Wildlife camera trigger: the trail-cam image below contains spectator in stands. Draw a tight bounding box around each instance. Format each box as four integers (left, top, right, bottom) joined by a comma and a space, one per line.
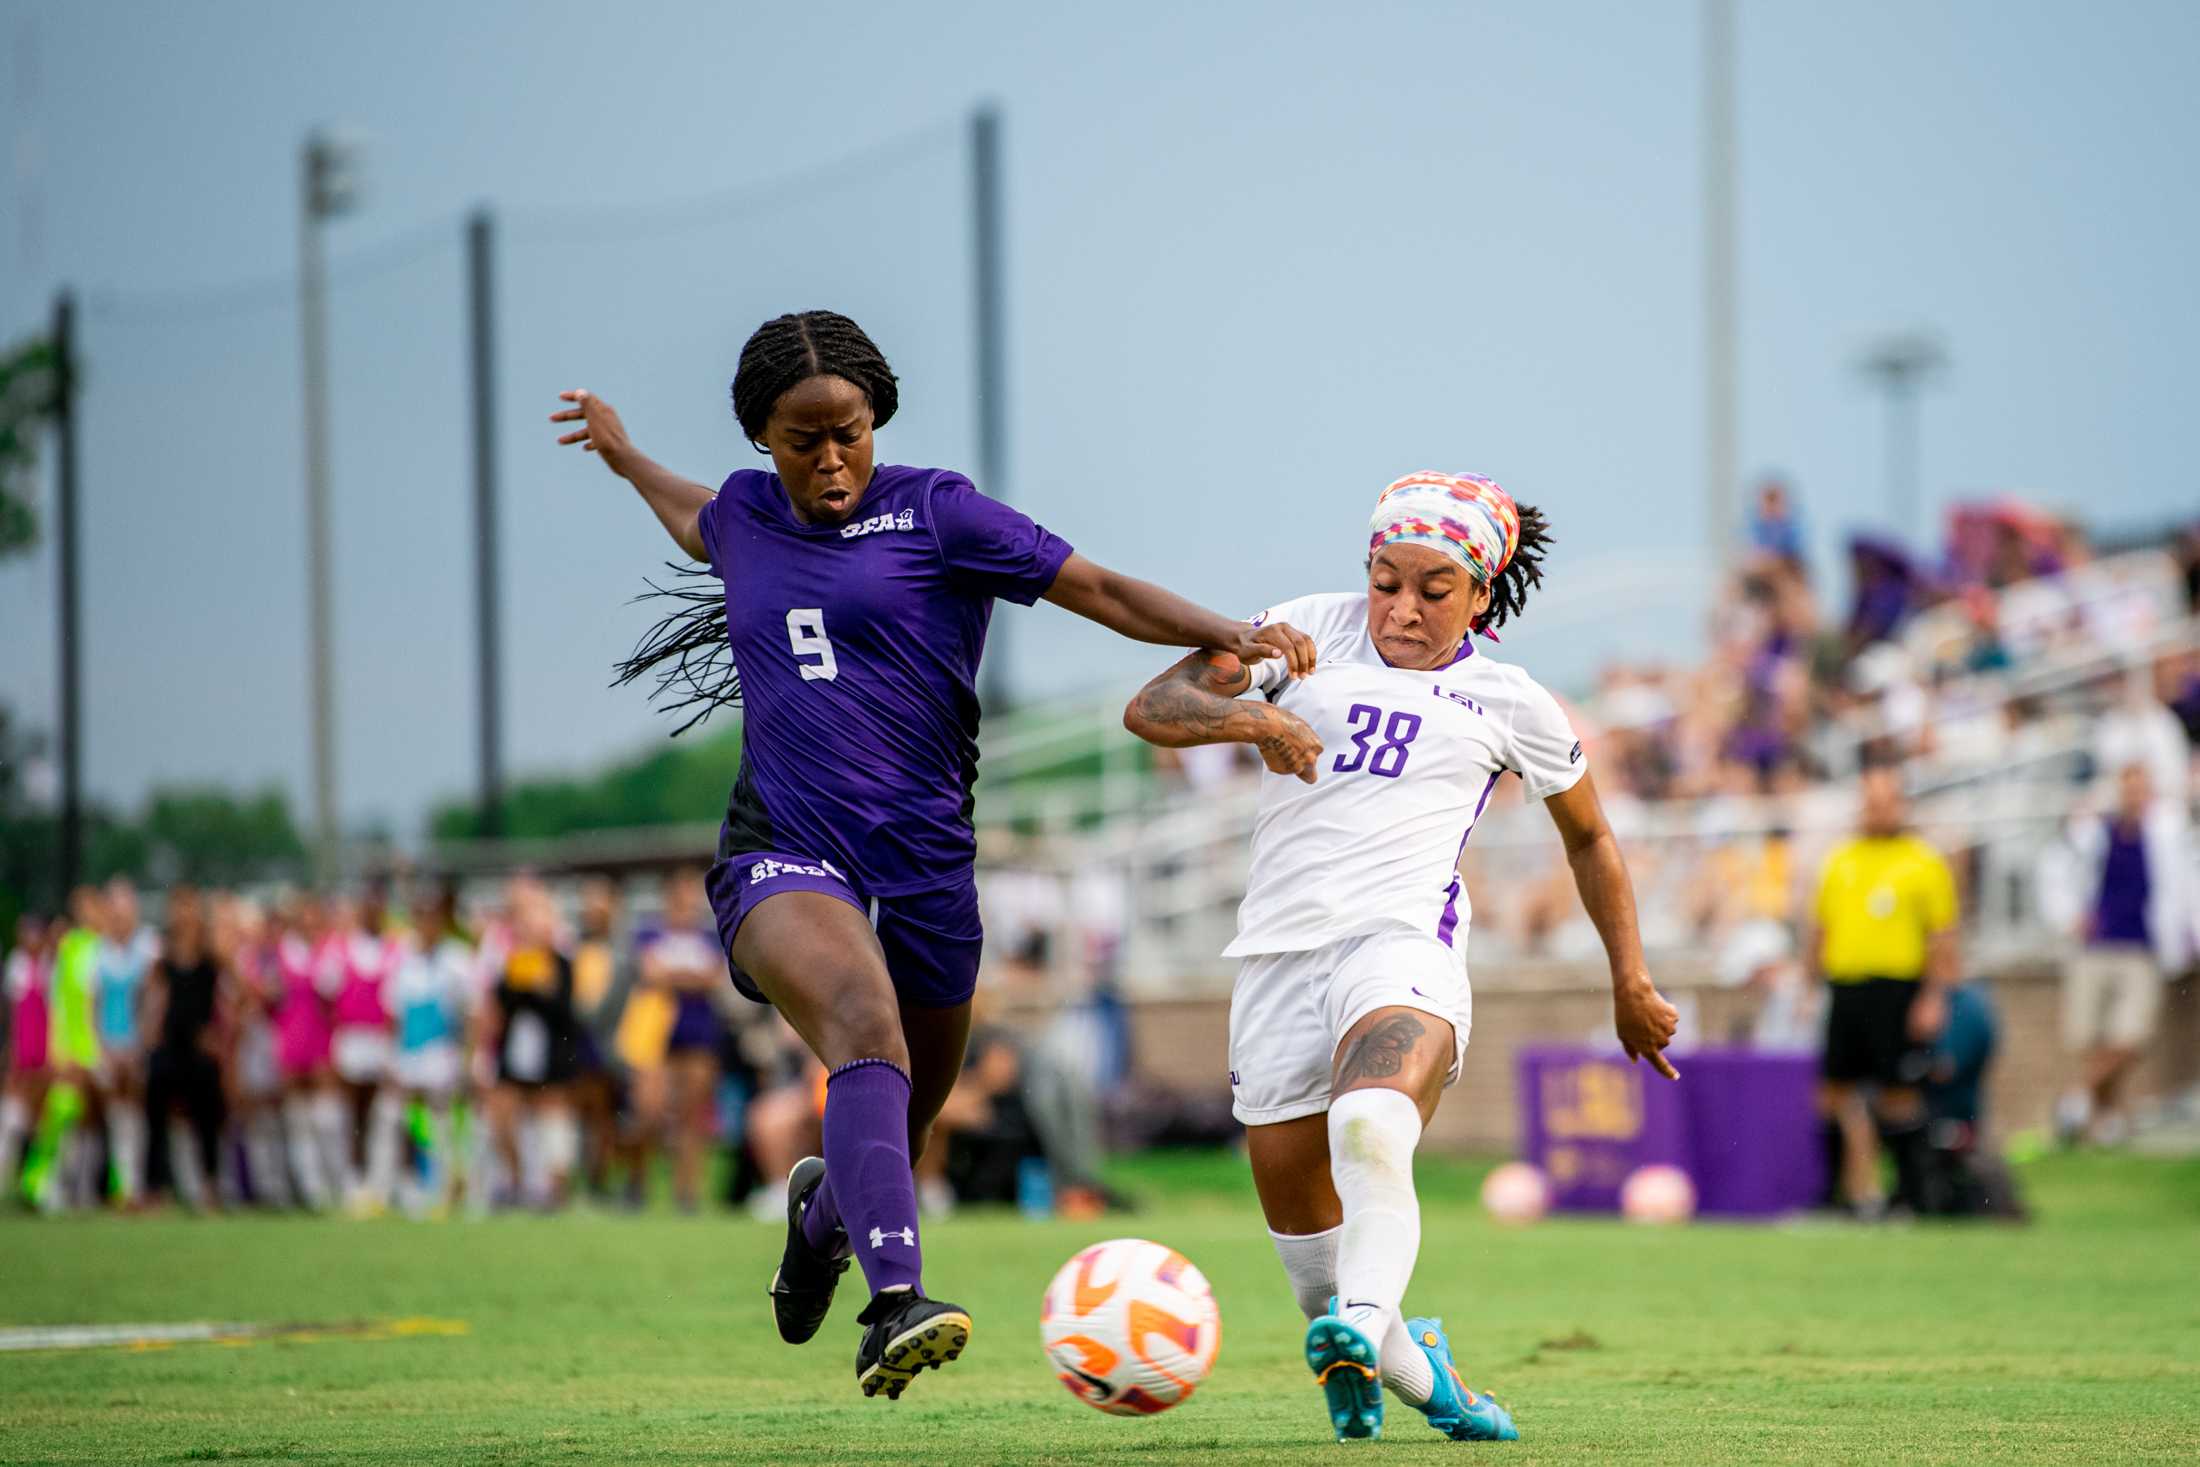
1843, 536, 1925, 662
925, 1024, 1042, 1209
2161, 646, 2200, 749
2055, 763, 2195, 1146
1716, 919, 1821, 1053
1746, 476, 1805, 566
1807, 766, 1959, 1219
2095, 665, 2192, 805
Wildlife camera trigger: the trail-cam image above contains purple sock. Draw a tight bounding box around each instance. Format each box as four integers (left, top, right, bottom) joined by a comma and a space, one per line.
821, 1058, 923, 1298
798, 1172, 849, 1258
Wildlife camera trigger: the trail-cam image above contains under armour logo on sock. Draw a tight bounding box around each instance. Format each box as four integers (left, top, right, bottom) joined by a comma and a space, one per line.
869, 1225, 915, 1250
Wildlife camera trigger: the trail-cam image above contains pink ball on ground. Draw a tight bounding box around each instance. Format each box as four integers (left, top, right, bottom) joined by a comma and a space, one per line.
1620, 1164, 1697, 1224
1481, 1161, 1552, 1225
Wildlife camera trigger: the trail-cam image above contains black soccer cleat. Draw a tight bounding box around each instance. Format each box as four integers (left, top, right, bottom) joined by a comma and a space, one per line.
855, 1287, 972, 1401
768, 1156, 850, 1345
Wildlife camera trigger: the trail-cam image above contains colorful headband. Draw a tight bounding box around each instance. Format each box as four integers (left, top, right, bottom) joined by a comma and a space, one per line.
1367, 471, 1520, 585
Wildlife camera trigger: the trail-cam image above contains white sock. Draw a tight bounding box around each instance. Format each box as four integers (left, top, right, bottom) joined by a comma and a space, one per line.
245, 1113, 290, 1207
1328, 1089, 1424, 1357
363, 1091, 404, 1205
1268, 1224, 1341, 1321
424, 1104, 453, 1209
286, 1097, 331, 1208
168, 1119, 209, 1208
312, 1093, 352, 1199
1381, 1313, 1438, 1407
0, 1095, 28, 1186
110, 1104, 146, 1203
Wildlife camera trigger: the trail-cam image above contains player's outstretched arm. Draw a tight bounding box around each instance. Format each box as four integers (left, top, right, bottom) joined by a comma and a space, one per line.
1545, 773, 1682, 1080
1122, 651, 1323, 783
551, 389, 715, 562
1044, 555, 1317, 672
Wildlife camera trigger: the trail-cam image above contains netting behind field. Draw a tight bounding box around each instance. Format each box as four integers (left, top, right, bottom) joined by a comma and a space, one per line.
29, 120, 972, 845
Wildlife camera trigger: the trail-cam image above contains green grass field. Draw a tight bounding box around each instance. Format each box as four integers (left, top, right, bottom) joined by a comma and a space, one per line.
3, 1151, 2197, 1466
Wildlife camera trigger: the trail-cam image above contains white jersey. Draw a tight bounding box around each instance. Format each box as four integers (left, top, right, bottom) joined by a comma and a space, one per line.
1223, 591, 1586, 958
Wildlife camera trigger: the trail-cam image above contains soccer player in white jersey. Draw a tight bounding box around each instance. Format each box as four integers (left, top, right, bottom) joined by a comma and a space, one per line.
1123, 471, 1682, 1445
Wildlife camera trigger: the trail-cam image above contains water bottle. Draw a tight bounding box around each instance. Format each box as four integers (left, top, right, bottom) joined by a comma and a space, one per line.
1017, 1156, 1054, 1219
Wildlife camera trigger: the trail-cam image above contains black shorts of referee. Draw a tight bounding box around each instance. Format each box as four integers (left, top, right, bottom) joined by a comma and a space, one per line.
1822, 977, 1934, 1089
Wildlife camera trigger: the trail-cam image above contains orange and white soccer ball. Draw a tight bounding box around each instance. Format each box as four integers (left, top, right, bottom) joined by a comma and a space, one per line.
1480, 1161, 1552, 1225
1040, 1238, 1221, 1415
1620, 1163, 1697, 1224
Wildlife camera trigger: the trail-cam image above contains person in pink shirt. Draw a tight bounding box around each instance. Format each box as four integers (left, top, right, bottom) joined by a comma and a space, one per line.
330, 885, 403, 1212
1, 914, 56, 1203
273, 894, 344, 1209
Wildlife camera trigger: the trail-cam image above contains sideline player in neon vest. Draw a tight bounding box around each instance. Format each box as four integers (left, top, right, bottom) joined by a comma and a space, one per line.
551, 310, 1311, 1399
1123, 472, 1682, 1444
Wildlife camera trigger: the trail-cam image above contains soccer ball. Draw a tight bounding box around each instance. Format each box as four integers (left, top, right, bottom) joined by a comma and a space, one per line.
1480, 1161, 1552, 1225
1620, 1164, 1697, 1224
1040, 1238, 1221, 1415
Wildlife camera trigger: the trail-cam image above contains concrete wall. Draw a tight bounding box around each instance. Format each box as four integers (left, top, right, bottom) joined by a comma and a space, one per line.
1121, 959, 2200, 1153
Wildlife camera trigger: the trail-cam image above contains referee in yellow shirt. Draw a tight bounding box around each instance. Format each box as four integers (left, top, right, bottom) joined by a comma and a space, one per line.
1807, 765, 1960, 1218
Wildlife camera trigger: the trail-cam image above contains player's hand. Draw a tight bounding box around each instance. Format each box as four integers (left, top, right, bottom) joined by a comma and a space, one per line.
1230, 620, 1317, 678
1614, 975, 1681, 1080
1907, 987, 1947, 1044
551, 388, 634, 471
1252, 707, 1323, 784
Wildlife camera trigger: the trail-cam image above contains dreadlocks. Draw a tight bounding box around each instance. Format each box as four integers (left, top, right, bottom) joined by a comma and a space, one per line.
613, 311, 901, 732
730, 309, 898, 443
1476, 502, 1551, 634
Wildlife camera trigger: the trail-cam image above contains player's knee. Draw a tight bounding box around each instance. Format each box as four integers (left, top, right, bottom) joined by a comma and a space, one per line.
821, 1001, 908, 1072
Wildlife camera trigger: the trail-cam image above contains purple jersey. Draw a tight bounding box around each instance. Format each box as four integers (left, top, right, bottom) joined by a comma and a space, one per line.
695, 464, 1073, 896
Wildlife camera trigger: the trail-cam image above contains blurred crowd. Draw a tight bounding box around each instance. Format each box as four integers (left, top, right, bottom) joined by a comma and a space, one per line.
0, 867, 1121, 1220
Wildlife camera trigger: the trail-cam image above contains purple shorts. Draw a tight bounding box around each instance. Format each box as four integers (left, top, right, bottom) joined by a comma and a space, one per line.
705, 850, 983, 1010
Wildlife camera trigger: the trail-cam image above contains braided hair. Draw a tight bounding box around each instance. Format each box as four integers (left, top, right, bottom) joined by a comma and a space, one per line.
612, 311, 899, 733
1475, 503, 1553, 635
731, 310, 899, 444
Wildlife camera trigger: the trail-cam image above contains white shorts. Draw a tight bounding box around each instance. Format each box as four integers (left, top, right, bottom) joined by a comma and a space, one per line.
1227, 927, 1472, 1126
394, 1042, 461, 1097
2063, 946, 2163, 1052
332, 1028, 394, 1086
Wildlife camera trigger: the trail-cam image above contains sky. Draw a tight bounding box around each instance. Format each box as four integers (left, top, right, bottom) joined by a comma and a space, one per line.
1, 0, 2195, 838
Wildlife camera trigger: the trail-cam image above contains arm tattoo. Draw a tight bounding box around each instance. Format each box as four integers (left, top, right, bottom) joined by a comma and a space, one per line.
1333, 1013, 1426, 1087
1127, 656, 1270, 746
1130, 664, 1241, 741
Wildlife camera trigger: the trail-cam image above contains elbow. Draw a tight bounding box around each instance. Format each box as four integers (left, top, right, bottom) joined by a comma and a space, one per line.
1122, 697, 1160, 745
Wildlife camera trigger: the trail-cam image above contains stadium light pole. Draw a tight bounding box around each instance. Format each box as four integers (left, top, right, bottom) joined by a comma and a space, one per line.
971, 102, 1010, 713
467, 207, 505, 839
1702, 0, 1738, 581
299, 129, 361, 884
52, 288, 81, 895
1857, 333, 1946, 543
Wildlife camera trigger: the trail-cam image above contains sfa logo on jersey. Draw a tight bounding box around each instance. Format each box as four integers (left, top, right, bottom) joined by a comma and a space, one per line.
840, 508, 917, 540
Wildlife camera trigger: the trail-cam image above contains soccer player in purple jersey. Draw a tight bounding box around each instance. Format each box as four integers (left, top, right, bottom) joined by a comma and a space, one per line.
552, 309, 1312, 1400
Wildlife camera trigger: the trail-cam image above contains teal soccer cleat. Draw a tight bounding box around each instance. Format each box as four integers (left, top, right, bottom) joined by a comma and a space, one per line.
1404, 1316, 1519, 1442
1305, 1299, 1384, 1441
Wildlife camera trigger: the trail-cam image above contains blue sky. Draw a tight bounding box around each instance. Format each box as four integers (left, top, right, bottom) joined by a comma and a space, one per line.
1, 0, 2195, 835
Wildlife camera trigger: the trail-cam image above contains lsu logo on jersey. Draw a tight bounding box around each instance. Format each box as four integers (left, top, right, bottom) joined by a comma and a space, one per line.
1432, 685, 1488, 718
840, 508, 916, 540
